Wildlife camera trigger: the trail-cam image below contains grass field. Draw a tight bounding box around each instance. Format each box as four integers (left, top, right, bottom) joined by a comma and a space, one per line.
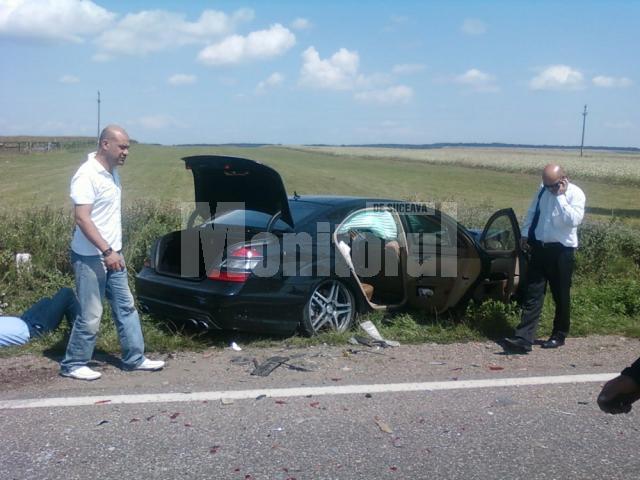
2, 144, 640, 225
295, 145, 640, 186
1, 143, 639, 356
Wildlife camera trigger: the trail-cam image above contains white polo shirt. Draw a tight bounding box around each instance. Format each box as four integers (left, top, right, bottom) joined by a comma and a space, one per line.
70, 152, 122, 255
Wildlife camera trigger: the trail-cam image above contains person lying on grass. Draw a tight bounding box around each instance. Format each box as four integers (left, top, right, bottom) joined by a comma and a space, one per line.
0, 288, 78, 347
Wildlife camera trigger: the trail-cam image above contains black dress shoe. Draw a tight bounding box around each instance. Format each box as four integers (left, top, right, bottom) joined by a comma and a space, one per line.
503, 337, 532, 354
541, 335, 565, 349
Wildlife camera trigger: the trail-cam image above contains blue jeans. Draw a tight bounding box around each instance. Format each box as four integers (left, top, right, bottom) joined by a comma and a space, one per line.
22, 287, 79, 338
60, 252, 145, 373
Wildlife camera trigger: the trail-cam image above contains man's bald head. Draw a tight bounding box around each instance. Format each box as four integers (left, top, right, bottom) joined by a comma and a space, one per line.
99, 125, 128, 143
542, 164, 566, 185
96, 124, 130, 171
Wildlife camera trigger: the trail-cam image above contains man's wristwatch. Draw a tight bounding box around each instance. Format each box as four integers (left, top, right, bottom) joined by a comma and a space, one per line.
101, 247, 114, 258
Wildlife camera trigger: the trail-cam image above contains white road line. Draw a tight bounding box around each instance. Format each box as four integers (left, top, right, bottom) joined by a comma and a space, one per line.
0, 373, 617, 410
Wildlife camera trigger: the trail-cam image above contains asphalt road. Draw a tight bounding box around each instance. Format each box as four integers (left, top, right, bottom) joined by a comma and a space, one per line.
1, 336, 639, 480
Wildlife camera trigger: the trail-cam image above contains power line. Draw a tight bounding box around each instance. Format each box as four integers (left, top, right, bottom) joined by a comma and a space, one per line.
97, 90, 101, 148
580, 104, 588, 157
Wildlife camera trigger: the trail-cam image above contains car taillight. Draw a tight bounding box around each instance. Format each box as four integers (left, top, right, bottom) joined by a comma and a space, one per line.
207, 245, 262, 283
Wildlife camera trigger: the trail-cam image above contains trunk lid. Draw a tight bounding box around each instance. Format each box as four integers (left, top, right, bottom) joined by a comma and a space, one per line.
183, 155, 294, 229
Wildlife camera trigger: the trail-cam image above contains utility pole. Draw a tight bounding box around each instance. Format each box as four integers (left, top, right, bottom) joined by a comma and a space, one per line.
97, 90, 101, 147
580, 104, 588, 157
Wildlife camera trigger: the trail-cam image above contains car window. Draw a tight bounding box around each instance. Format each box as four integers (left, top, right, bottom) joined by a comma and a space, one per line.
481, 215, 515, 251
336, 209, 398, 240
210, 201, 320, 230
213, 210, 290, 230
403, 213, 455, 248
288, 200, 323, 224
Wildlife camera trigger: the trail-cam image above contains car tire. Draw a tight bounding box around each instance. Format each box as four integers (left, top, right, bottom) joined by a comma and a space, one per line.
301, 279, 356, 336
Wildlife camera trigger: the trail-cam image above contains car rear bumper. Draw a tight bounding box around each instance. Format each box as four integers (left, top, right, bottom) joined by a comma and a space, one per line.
135, 267, 309, 334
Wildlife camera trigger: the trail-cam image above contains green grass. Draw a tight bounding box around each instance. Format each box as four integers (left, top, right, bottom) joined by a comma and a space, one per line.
295, 145, 640, 187
1, 144, 640, 357
3, 144, 640, 224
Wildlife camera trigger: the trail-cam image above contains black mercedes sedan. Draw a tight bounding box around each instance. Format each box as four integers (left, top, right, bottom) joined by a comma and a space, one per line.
136, 155, 525, 335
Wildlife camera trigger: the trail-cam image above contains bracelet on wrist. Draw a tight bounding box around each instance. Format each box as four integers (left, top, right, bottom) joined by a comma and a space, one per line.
101, 247, 113, 258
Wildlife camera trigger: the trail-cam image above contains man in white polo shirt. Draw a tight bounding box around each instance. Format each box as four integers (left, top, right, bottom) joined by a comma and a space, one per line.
60, 125, 164, 380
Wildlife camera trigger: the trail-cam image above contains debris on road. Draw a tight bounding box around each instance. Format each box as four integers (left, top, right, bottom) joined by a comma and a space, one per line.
349, 335, 374, 347
374, 416, 393, 434
230, 356, 255, 366
230, 341, 242, 351
346, 348, 386, 356
251, 356, 290, 376
221, 398, 234, 406
359, 321, 400, 347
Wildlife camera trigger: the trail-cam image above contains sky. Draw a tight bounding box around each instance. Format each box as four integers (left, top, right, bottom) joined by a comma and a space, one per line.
0, 0, 638, 147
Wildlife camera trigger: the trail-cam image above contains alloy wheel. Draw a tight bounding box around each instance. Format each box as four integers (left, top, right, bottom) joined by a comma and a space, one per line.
307, 279, 355, 333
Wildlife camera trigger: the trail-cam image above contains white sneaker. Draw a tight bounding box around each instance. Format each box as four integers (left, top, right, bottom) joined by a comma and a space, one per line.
61, 366, 102, 381
134, 358, 165, 371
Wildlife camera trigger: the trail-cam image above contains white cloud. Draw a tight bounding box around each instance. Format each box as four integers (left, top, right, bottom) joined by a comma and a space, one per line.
299, 46, 409, 106
592, 75, 633, 88
604, 120, 634, 129
354, 85, 413, 105
134, 114, 184, 130
454, 69, 499, 92
91, 52, 112, 62
383, 14, 409, 32
299, 46, 359, 90
96, 8, 254, 57
168, 74, 197, 86
58, 74, 79, 84
0, 0, 115, 43
256, 72, 284, 93
290, 17, 311, 30
461, 18, 487, 35
530, 65, 584, 90
197, 24, 295, 66
356, 73, 393, 90
392, 63, 426, 75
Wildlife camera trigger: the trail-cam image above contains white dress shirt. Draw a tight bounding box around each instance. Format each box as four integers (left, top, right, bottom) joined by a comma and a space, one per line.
521, 182, 586, 247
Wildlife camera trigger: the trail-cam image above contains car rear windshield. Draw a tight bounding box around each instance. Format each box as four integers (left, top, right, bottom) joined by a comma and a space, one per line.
213, 200, 321, 229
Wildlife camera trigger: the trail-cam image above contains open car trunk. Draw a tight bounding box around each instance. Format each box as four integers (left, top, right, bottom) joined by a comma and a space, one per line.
154, 155, 294, 279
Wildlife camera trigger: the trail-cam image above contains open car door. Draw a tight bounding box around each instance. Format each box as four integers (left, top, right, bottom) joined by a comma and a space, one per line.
334, 207, 408, 310
476, 208, 524, 302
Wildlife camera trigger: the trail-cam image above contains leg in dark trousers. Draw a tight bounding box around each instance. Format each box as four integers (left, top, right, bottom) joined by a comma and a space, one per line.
514, 246, 547, 344
547, 247, 575, 338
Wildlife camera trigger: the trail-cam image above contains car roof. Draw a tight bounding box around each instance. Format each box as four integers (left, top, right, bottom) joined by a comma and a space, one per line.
288, 195, 399, 207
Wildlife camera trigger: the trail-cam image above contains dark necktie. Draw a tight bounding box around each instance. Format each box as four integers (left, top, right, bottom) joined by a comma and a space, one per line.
528, 188, 545, 242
